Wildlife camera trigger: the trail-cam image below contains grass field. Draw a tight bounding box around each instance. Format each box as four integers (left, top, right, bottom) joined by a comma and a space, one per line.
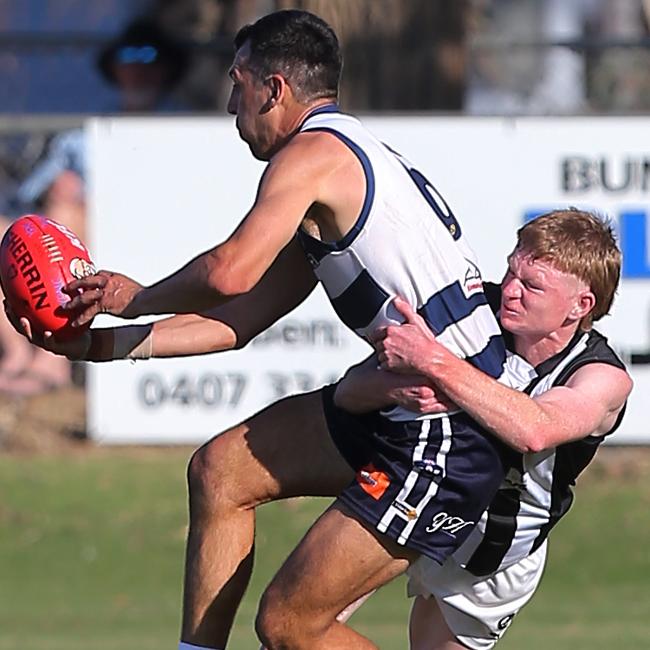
1, 446, 649, 649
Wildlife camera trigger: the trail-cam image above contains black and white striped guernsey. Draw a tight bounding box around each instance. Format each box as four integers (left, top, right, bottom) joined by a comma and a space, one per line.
295, 104, 508, 420
453, 323, 627, 577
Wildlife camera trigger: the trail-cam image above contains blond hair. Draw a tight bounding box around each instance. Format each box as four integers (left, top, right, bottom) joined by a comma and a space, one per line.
516, 209, 621, 329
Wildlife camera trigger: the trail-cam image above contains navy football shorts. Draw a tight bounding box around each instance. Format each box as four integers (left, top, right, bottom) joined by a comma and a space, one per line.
321, 384, 510, 565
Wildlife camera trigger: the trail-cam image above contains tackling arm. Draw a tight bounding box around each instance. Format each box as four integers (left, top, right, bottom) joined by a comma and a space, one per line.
334, 356, 449, 416
420, 352, 632, 452
376, 298, 633, 453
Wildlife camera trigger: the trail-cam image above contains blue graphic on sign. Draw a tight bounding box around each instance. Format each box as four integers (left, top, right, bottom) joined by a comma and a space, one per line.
620, 211, 650, 278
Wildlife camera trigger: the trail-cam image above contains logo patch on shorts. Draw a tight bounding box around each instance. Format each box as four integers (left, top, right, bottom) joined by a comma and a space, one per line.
356, 463, 390, 500
391, 499, 418, 520
425, 511, 475, 537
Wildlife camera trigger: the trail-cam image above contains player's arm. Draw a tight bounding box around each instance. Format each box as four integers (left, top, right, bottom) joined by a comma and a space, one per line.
418, 354, 630, 452
65, 132, 339, 325
11, 237, 317, 362
376, 297, 633, 453
334, 355, 451, 415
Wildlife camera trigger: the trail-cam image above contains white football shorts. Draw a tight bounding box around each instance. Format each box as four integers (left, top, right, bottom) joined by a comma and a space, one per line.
407, 540, 548, 650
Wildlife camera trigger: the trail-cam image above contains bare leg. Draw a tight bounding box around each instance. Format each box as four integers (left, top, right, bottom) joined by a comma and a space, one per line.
26, 346, 71, 386
0, 296, 34, 375
181, 390, 355, 649
256, 502, 415, 650
0, 301, 71, 395
409, 596, 465, 650
336, 589, 376, 623
258, 589, 376, 650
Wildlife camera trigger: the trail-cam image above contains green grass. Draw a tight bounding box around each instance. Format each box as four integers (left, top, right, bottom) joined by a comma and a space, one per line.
0, 449, 648, 649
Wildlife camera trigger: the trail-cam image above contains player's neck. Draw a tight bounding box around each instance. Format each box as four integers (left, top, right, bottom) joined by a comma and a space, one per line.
266, 98, 338, 160
514, 325, 581, 367
299, 97, 336, 119
286, 99, 337, 134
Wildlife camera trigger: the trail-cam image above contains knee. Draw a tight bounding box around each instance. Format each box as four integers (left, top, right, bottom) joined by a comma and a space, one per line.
256, 587, 324, 650
254, 600, 282, 650
255, 592, 295, 650
186, 436, 238, 514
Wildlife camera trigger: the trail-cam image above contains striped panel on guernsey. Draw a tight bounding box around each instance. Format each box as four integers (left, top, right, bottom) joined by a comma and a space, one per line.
329, 269, 390, 330
295, 105, 509, 422
460, 329, 627, 576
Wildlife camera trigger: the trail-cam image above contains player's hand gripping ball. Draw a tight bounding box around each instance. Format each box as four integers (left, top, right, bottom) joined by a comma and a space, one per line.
0, 214, 96, 341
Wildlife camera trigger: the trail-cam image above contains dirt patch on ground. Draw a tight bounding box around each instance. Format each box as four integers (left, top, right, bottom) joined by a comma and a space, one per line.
0, 384, 87, 454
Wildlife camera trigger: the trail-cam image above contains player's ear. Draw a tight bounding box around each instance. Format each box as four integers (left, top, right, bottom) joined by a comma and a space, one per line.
267, 75, 285, 104
570, 289, 596, 321
260, 75, 285, 114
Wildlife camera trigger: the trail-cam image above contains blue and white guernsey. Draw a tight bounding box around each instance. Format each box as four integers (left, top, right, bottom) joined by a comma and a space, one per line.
296, 105, 506, 419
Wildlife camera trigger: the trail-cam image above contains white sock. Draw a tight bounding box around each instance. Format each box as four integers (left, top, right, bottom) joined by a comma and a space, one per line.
178, 642, 222, 650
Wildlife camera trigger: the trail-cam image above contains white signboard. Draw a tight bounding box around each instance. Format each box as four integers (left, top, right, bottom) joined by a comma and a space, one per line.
86, 117, 371, 444
87, 116, 650, 444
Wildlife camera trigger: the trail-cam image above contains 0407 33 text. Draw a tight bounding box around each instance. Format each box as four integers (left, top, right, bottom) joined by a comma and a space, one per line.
136, 371, 341, 408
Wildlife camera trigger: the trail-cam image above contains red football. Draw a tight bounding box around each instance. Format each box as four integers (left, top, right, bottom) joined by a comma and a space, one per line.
0, 214, 96, 341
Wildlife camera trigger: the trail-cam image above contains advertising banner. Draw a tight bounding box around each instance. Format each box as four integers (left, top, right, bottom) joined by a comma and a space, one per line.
87, 116, 650, 443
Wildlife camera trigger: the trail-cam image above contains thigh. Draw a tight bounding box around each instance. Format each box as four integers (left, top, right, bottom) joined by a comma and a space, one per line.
262, 502, 416, 623
409, 543, 548, 650
409, 596, 464, 650
193, 389, 355, 507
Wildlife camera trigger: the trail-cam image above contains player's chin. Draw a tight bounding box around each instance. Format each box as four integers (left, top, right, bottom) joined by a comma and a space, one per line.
499, 311, 524, 333
241, 134, 271, 161
248, 143, 271, 161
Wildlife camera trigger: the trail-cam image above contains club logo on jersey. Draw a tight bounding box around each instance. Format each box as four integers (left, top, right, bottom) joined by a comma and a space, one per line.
464, 260, 483, 296
356, 463, 390, 500
69, 258, 96, 280
425, 511, 475, 536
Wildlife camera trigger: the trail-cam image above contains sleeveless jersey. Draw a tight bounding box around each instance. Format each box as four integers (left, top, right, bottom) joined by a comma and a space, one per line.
454, 324, 627, 576
295, 105, 507, 419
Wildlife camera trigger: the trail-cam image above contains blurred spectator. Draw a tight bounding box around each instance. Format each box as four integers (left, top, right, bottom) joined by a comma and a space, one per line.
14, 129, 86, 240
13, 16, 192, 234
0, 130, 85, 396
150, 0, 471, 112
96, 18, 191, 113
0, 17, 191, 397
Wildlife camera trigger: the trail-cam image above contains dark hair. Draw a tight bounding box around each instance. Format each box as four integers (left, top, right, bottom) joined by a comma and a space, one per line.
234, 10, 341, 102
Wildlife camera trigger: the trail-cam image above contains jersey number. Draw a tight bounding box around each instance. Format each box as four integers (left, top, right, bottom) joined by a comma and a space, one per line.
394, 153, 462, 240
